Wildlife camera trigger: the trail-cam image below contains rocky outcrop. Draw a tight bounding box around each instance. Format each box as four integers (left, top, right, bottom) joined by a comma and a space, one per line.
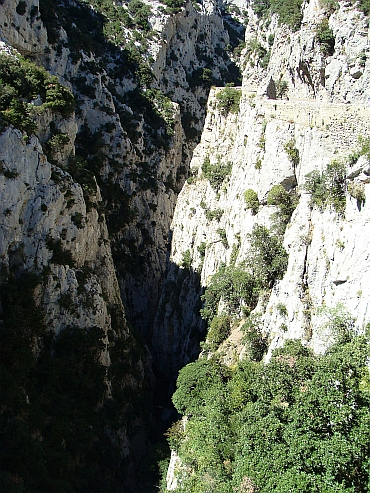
0, 0, 48, 55
243, 0, 370, 103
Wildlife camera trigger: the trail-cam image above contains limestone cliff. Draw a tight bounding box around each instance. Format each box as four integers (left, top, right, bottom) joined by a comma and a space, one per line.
162, 1, 370, 488
157, 0, 370, 375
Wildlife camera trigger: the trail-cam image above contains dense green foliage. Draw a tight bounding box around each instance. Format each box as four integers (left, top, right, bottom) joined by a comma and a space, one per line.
244, 189, 260, 214
0, 273, 148, 493
127, 0, 152, 31
283, 139, 300, 167
216, 85, 242, 115
162, 0, 186, 14
304, 160, 347, 213
168, 328, 370, 492
316, 18, 335, 55
202, 157, 232, 190
356, 0, 370, 15
246, 224, 289, 288
200, 264, 260, 322
245, 37, 271, 69
241, 313, 268, 361
267, 184, 298, 234
252, 0, 304, 30
206, 314, 232, 350
349, 135, 370, 164
205, 208, 224, 221
0, 53, 74, 133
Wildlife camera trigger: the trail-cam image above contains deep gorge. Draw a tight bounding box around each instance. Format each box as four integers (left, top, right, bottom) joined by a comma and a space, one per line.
1, 0, 370, 492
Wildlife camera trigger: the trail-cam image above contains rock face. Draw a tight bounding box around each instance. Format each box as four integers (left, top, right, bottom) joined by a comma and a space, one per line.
0, 126, 121, 335
243, 0, 370, 103
0, 0, 48, 54
156, 0, 370, 381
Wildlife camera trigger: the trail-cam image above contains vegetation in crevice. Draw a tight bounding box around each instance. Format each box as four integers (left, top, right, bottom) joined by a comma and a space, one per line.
304, 160, 347, 213
267, 184, 298, 235
244, 188, 260, 215
200, 224, 288, 353
205, 208, 224, 222
315, 18, 335, 56
245, 37, 271, 69
283, 139, 300, 167
0, 53, 74, 134
252, 0, 304, 30
201, 156, 232, 190
349, 135, 370, 164
215, 85, 242, 115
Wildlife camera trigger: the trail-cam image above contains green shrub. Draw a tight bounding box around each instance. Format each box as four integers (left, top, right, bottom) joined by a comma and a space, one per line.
241, 313, 267, 361
205, 208, 224, 221
318, 304, 356, 344
216, 85, 242, 116
181, 249, 192, 269
207, 314, 231, 350
0, 53, 74, 134
58, 292, 75, 311
267, 184, 289, 207
127, 0, 152, 31
316, 18, 335, 55
172, 357, 230, 416
267, 184, 297, 233
165, 420, 186, 452
197, 242, 207, 259
217, 228, 229, 248
348, 182, 365, 206
304, 160, 346, 213
45, 132, 70, 161
276, 302, 288, 317
72, 212, 84, 229
246, 224, 288, 288
162, 0, 186, 14
355, 0, 370, 15
349, 135, 370, 165
202, 157, 232, 190
44, 77, 75, 116
46, 236, 75, 267
244, 189, 259, 214
16, 1, 27, 15
2, 168, 19, 179
200, 264, 260, 322
252, 0, 303, 30
47, 133, 70, 151
276, 79, 288, 98
283, 139, 300, 166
